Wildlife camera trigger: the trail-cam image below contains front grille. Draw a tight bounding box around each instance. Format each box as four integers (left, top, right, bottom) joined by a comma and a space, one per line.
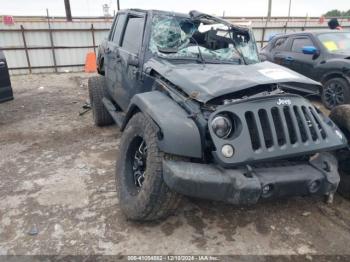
245, 105, 327, 151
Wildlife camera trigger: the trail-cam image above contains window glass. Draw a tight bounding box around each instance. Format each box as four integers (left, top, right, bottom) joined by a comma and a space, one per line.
273, 37, 287, 50
112, 14, 126, 45
291, 38, 313, 53
121, 16, 145, 54
317, 32, 350, 53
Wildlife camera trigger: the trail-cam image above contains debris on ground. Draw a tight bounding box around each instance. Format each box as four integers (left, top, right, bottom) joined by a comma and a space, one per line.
27, 225, 39, 236
302, 212, 311, 217
79, 102, 91, 116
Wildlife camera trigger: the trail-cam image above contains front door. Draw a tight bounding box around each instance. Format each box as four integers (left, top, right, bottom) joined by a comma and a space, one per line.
283, 36, 318, 80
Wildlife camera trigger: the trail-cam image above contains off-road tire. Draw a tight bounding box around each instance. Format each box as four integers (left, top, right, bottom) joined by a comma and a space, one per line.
88, 76, 114, 126
116, 112, 183, 221
322, 77, 350, 109
330, 105, 350, 199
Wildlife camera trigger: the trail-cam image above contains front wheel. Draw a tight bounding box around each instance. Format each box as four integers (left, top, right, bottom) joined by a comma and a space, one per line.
322, 77, 350, 109
116, 112, 183, 221
330, 105, 350, 199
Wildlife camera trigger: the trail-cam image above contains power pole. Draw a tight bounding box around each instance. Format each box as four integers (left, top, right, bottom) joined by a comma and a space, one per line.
64, 0, 72, 21
117, 0, 120, 11
285, 0, 292, 32
287, 0, 292, 19
267, 0, 272, 21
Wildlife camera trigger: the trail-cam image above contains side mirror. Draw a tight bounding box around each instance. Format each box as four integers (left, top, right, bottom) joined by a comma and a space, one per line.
302, 46, 317, 55
128, 55, 139, 67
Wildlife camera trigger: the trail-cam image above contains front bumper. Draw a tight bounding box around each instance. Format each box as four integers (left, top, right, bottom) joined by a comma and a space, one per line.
163, 153, 339, 204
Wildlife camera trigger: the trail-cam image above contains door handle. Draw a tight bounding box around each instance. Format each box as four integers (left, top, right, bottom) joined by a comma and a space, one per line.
285, 56, 294, 61
0, 61, 5, 67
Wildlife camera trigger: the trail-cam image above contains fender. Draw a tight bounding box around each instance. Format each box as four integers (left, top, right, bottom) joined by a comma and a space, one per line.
317, 60, 350, 84
122, 91, 202, 158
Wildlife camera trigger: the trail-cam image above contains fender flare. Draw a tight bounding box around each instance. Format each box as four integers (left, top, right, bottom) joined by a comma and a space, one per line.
122, 91, 202, 158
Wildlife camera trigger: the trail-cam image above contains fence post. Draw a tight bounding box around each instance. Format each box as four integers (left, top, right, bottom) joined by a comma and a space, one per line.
302, 14, 308, 31
261, 18, 269, 48
47, 9, 58, 73
91, 24, 96, 54
20, 25, 32, 74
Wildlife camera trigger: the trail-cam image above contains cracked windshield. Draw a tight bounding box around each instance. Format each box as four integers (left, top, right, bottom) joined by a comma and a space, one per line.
149, 14, 260, 64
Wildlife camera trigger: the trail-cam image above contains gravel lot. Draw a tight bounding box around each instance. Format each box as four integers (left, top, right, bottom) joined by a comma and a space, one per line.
1, 72, 350, 256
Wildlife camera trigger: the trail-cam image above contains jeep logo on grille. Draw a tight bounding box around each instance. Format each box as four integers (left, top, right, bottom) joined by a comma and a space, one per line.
277, 98, 292, 106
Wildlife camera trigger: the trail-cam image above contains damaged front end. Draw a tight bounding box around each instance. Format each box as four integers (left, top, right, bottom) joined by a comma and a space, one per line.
162, 89, 347, 204
145, 10, 348, 204
157, 79, 348, 203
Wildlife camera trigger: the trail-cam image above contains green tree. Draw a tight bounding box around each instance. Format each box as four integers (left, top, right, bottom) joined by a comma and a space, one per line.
324, 9, 342, 17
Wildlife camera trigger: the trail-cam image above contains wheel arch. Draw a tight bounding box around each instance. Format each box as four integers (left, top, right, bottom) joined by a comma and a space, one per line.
321, 72, 350, 86
121, 91, 202, 159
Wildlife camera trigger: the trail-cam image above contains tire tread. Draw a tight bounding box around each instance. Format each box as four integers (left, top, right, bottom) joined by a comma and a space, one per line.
88, 76, 114, 126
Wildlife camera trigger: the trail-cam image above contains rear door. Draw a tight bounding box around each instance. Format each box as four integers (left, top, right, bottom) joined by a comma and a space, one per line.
0, 51, 13, 103
115, 11, 146, 111
270, 37, 289, 66
105, 13, 126, 99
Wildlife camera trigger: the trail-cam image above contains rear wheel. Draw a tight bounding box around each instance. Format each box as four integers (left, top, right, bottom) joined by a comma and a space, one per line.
116, 112, 183, 221
97, 58, 105, 75
88, 76, 114, 126
330, 105, 350, 199
322, 77, 350, 109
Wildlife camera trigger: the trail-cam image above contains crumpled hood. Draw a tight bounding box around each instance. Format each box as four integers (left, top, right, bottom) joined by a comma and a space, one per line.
145, 58, 321, 103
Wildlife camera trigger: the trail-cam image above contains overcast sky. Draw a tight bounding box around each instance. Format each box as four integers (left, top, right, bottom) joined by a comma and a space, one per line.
1, 0, 349, 17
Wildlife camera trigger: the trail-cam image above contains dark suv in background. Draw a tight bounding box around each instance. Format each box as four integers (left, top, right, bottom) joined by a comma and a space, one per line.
260, 31, 350, 109
0, 50, 13, 103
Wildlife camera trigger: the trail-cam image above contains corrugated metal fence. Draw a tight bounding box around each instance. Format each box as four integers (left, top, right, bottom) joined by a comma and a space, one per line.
1, 16, 349, 75
0, 17, 112, 74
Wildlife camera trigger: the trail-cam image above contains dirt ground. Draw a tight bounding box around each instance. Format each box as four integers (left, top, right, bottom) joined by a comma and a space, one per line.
1, 72, 350, 256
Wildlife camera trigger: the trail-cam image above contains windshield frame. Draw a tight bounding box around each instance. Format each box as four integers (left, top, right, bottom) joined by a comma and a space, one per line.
148, 13, 260, 65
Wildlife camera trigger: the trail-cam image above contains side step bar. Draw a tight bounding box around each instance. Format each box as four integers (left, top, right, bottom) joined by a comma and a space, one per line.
102, 97, 125, 127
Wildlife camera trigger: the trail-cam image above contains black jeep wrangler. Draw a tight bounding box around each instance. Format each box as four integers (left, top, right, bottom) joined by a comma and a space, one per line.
89, 9, 348, 221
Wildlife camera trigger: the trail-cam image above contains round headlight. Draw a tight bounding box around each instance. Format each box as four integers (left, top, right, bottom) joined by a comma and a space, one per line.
211, 115, 232, 138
